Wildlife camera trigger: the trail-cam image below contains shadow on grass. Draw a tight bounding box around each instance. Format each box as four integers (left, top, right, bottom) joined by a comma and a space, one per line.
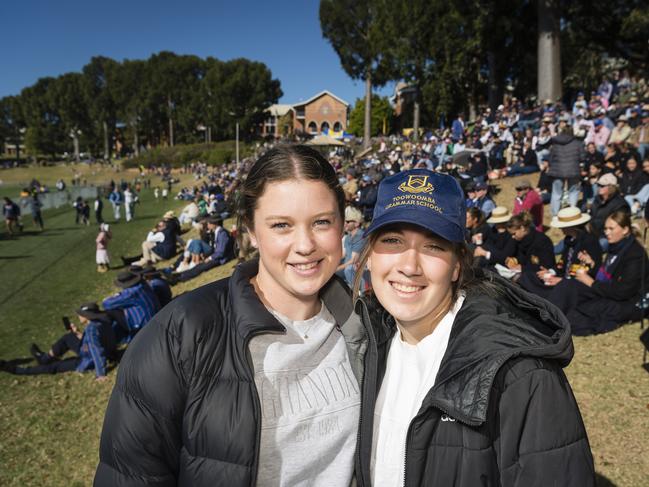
596, 472, 618, 486
0, 255, 32, 260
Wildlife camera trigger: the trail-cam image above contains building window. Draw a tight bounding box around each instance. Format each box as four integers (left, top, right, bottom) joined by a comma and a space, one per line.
308, 121, 318, 134
321, 121, 330, 133
333, 121, 342, 132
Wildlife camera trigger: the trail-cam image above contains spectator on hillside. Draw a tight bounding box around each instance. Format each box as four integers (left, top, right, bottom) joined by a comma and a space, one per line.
123, 185, 136, 222
624, 158, 649, 216
167, 216, 234, 284
451, 113, 465, 141
629, 110, 649, 159
545, 211, 649, 335
342, 168, 359, 202
358, 175, 378, 222
609, 116, 632, 145
336, 206, 365, 287
505, 141, 538, 176
585, 119, 610, 153
548, 125, 585, 216
519, 207, 601, 300
589, 173, 630, 249
473, 182, 496, 218
108, 188, 122, 221
513, 179, 544, 231
0, 303, 116, 380
178, 198, 200, 226
140, 265, 173, 308
504, 212, 555, 276
102, 271, 160, 340
473, 206, 516, 267
465, 207, 491, 249
126, 219, 178, 267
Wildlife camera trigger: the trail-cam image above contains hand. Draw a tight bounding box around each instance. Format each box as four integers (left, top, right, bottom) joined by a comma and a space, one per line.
575, 269, 594, 287
536, 266, 548, 279
577, 251, 594, 267
544, 275, 562, 286
474, 246, 488, 257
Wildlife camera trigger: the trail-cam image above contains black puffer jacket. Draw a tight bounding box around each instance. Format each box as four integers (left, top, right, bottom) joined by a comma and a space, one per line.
94, 260, 368, 487
355, 273, 595, 487
548, 133, 586, 179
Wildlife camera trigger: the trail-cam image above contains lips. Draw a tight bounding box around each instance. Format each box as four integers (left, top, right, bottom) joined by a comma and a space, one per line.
390, 281, 425, 294
288, 259, 323, 276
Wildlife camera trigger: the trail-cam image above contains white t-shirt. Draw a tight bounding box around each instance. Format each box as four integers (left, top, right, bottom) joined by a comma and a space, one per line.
249, 302, 360, 487
371, 293, 465, 487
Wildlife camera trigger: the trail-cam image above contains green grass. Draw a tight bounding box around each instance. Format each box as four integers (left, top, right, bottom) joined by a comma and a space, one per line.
0, 169, 648, 486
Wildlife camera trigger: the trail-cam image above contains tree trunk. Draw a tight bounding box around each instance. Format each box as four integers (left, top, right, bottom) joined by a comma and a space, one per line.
468, 92, 477, 121
413, 88, 420, 142
168, 95, 174, 147
133, 120, 140, 157
73, 132, 80, 162
363, 74, 372, 150
103, 121, 110, 161
487, 51, 504, 112
537, 0, 562, 103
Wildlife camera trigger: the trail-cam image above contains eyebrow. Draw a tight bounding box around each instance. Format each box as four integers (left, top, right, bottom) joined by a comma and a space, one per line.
264, 211, 338, 222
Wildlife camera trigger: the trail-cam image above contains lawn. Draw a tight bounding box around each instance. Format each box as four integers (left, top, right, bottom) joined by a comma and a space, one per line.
0, 167, 647, 486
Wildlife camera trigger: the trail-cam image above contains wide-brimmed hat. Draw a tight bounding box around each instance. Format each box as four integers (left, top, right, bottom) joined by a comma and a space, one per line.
364, 169, 466, 243
344, 206, 363, 223
163, 210, 175, 219
114, 271, 142, 289
140, 264, 162, 278
550, 207, 591, 228
75, 302, 106, 321
486, 206, 513, 224
205, 215, 223, 225
597, 173, 618, 186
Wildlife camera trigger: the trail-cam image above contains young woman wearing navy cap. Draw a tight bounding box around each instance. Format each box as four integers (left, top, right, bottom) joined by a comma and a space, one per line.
352, 169, 595, 487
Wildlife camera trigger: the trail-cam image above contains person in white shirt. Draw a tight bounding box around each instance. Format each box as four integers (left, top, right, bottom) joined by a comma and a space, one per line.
350, 169, 594, 487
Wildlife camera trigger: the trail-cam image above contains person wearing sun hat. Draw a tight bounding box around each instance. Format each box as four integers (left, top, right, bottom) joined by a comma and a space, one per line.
519, 207, 602, 299
473, 206, 517, 268
102, 271, 161, 340
350, 168, 594, 486
0, 302, 116, 380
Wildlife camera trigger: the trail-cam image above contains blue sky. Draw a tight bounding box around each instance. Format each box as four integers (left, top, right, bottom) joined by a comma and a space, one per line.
0, 0, 395, 106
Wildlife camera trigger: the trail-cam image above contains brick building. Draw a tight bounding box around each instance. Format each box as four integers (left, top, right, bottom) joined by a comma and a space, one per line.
260, 90, 349, 138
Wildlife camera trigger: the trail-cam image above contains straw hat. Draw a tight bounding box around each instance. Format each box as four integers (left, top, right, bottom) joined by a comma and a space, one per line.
163, 210, 175, 219
486, 206, 512, 224
550, 207, 591, 229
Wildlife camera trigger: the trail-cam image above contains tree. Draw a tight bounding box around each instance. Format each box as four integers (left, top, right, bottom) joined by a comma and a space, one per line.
82, 56, 119, 160
112, 59, 148, 155
0, 96, 25, 158
320, 0, 391, 149
49, 73, 92, 161
19, 78, 66, 158
348, 95, 393, 137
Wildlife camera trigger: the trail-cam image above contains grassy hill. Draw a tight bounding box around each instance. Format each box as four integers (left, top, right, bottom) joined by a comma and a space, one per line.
0, 168, 647, 486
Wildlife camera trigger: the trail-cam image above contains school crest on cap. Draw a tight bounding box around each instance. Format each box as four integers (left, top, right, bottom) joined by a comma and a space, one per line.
398, 175, 434, 194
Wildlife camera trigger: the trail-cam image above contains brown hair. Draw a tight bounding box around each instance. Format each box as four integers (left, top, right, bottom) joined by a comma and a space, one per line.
605, 210, 639, 237
236, 145, 345, 239
506, 212, 533, 230
351, 227, 477, 301
467, 207, 486, 227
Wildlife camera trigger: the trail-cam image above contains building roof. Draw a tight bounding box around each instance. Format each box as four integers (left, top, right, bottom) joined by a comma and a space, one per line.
266, 104, 294, 117
292, 90, 349, 108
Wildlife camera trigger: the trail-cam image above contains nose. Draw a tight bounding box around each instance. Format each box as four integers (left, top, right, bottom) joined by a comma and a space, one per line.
396, 248, 422, 277
293, 225, 317, 256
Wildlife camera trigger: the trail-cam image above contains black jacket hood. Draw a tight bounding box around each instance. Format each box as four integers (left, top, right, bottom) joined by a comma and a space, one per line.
364, 271, 574, 426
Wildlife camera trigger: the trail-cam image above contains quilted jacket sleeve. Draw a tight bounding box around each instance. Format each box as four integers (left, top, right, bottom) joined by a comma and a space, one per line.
495, 359, 595, 487
94, 305, 190, 487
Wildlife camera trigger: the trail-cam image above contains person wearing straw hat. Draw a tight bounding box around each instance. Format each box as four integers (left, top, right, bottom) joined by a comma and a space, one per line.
0, 303, 116, 380
519, 207, 602, 299
473, 206, 516, 267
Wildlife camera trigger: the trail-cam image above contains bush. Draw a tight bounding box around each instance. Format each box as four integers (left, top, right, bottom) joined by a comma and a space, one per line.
123, 141, 249, 168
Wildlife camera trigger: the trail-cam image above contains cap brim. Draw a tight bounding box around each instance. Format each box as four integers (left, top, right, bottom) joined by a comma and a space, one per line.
364, 208, 465, 243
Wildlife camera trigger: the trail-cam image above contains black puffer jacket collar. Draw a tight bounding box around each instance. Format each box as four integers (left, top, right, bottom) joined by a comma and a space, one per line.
229, 259, 358, 340
362, 271, 573, 426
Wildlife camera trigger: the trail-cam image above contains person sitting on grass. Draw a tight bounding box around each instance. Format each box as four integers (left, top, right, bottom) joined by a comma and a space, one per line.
0, 303, 116, 382
166, 216, 234, 285
102, 271, 160, 341
513, 179, 544, 231
140, 265, 173, 308
122, 219, 178, 267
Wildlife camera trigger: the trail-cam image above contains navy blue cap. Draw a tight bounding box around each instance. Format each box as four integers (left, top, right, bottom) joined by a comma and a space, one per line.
364, 169, 466, 242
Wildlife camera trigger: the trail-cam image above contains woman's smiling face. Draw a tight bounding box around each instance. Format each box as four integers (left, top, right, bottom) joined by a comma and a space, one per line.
249, 179, 343, 306
367, 224, 460, 330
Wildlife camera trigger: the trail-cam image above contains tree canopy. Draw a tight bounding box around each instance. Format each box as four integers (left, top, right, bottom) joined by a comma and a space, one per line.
1, 53, 281, 159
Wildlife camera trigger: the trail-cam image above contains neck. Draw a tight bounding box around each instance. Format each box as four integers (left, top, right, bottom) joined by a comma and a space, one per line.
251, 271, 321, 321
397, 290, 455, 345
